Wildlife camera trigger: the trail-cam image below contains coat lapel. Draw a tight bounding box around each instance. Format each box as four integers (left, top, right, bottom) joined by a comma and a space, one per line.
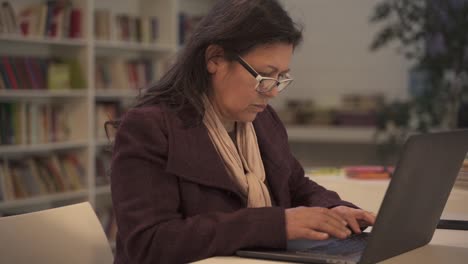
164, 108, 291, 208
165, 114, 246, 202
253, 113, 291, 208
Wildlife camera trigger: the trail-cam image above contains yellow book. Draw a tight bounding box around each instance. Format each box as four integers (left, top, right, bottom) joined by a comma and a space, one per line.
48, 63, 70, 90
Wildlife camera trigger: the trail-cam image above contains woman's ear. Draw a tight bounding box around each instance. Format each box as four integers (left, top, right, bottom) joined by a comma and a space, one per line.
205, 44, 225, 74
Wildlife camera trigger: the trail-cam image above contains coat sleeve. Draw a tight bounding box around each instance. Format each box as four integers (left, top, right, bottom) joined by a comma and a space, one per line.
265, 107, 358, 209
110, 108, 286, 264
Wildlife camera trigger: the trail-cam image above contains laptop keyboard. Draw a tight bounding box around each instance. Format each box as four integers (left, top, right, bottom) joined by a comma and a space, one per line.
297, 233, 369, 256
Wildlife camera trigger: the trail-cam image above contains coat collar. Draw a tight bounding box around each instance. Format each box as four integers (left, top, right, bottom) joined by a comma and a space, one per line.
165, 108, 291, 207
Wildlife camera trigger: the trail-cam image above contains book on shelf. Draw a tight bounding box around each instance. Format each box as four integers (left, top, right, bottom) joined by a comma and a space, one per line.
94, 9, 111, 41
0, 101, 70, 146
0, 152, 86, 202
0, 1, 18, 35
94, 9, 159, 43
2, 0, 83, 39
95, 58, 157, 91
48, 61, 70, 90
0, 56, 85, 90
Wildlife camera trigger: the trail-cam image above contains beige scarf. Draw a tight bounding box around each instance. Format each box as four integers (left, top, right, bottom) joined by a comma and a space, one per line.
202, 96, 272, 207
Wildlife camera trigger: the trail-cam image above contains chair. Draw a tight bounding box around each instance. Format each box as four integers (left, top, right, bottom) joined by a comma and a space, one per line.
0, 202, 114, 264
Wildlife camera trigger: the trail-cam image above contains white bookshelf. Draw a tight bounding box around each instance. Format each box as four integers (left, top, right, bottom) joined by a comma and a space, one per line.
0, 89, 87, 99
0, 0, 199, 250
94, 40, 175, 53
94, 89, 138, 100
0, 34, 87, 47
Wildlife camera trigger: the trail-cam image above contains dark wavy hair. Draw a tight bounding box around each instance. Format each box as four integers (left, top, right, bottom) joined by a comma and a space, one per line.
106, 0, 302, 134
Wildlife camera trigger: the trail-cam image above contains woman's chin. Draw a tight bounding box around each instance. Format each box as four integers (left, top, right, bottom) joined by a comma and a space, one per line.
239, 113, 258, 123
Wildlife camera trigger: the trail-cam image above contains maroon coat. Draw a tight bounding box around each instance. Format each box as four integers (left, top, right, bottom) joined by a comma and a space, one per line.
111, 104, 356, 264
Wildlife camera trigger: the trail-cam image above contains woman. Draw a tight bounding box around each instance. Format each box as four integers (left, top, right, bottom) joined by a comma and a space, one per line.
110, 1, 376, 263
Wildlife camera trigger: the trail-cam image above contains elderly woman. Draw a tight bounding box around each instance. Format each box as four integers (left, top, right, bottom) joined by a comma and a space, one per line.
110, 0, 375, 263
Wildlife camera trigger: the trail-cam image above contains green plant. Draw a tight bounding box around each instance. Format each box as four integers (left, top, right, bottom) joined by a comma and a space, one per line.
369, 0, 468, 165
370, 0, 468, 130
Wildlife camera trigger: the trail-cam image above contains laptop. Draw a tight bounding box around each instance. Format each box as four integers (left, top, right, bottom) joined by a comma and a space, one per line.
237, 130, 468, 264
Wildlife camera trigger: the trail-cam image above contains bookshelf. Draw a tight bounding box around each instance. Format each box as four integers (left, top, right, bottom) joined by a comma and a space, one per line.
0, 0, 201, 249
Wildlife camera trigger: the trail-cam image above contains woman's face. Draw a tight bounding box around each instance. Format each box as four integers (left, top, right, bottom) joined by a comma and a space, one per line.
207, 43, 293, 125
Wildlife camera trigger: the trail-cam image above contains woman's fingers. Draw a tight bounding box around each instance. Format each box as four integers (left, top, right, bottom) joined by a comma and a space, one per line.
361, 211, 376, 225
344, 214, 361, 234
285, 207, 352, 240
302, 228, 329, 240
309, 208, 351, 239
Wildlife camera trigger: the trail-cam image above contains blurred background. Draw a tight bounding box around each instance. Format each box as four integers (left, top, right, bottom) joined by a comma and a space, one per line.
0, 0, 467, 252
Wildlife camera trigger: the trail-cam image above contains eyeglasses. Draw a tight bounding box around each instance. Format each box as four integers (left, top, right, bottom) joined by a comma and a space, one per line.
235, 55, 293, 94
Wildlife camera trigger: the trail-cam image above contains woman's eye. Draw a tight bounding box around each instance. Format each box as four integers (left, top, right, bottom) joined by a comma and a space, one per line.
258, 72, 271, 77
280, 73, 291, 79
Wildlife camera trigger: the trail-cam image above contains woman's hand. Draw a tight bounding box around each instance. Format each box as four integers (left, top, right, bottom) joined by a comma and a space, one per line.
285, 207, 352, 240
330, 206, 376, 234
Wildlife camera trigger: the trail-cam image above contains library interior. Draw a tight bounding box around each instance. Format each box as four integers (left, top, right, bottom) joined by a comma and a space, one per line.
0, 0, 467, 263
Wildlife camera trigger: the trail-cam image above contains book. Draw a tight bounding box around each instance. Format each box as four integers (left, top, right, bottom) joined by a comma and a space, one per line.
344, 166, 394, 180
0, 152, 86, 200
69, 7, 82, 38
1, 1, 18, 34
48, 61, 70, 89
66, 58, 86, 89
94, 9, 111, 40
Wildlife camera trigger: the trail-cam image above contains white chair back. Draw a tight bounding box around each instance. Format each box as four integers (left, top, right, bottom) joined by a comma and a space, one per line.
0, 202, 113, 264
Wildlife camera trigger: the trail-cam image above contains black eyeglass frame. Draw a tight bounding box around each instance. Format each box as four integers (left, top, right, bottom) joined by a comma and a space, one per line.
235, 55, 293, 93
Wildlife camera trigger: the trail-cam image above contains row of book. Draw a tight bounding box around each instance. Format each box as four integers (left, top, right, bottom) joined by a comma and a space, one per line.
0, 153, 86, 201
278, 94, 382, 127
0, 56, 86, 90
0, 102, 70, 146
95, 58, 157, 90
95, 9, 159, 43
1, 0, 82, 39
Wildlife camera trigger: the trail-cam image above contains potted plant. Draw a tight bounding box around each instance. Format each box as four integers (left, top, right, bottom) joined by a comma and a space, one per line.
369, 0, 468, 165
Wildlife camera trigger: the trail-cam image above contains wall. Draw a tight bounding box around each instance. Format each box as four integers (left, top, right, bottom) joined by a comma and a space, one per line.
276, 0, 413, 108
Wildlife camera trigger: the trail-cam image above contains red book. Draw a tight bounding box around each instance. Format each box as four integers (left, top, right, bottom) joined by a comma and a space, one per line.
24, 58, 40, 89
16, 58, 33, 89
49, 5, 62, 37
126, 62, 136, 90
2, 57, 19, 90
30, 58, 46, 89
69, 8, 82, 38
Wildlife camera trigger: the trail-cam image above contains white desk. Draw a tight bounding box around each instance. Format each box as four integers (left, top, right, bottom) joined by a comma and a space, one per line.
194, 176, 468, 264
